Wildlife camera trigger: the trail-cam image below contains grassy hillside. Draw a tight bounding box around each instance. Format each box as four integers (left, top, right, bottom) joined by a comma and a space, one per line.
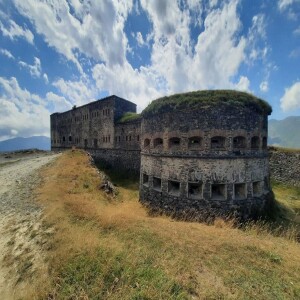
26, 150, 300, 299
269, 116, 300, 148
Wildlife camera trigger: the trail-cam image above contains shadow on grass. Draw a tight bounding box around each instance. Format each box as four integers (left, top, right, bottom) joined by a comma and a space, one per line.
95, 160, 139, 190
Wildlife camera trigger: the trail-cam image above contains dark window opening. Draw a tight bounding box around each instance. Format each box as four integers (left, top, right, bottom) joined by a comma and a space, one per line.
154, 138, 163, 148
188, 137, 202, 148
233, 136, 246, 148
126, 136, 128, 141
84, 139, 88, 148
169, 137, 180, 148
211, 136, 225, 149
262, 137, 267, 149
168, 180, 180, 196
153, 177, 161, 191
137, 135, 139, 141
94, 139, 98, 148
143, 173, 149, 186
211, 184, 226, 200
69, 136, 72, 142
253, 181, 262, 196
251, 136, 260, 149
144, 138, 150, 148
188, 182, 203, 199
63, 136, 66, 142
234, 183, 246, 200
129, 135, 131, 141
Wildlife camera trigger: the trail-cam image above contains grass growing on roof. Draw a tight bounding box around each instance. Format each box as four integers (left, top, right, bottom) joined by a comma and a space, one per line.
118, 112, 141, 123
142, 90, 272, 117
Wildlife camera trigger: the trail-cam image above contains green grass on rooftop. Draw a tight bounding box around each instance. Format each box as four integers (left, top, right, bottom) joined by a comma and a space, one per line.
118, 112, 141, 123
142, 90, 272, 117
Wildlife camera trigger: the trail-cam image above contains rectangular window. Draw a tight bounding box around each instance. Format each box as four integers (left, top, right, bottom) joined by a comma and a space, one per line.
168, 180, 180, 196
188, 182, 203, 199
153, 177, 162, 191
143, 173, 149, 186
211, 184, 226, 200
253, 181, 262, 196
234, 183, 246, 200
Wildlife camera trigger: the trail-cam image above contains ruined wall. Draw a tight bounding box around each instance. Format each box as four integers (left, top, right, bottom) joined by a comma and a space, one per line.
269, 148, 300, 187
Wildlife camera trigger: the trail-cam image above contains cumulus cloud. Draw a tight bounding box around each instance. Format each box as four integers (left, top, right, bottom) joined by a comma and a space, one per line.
0, 76, 71, 140
0, 19, 34, 44
280, 82, 300, 111
13, 0, 133, 73
53, 77, 97, 106
19, 57, 42, 78
0, 77, 49, 139
0, 48, 14, 59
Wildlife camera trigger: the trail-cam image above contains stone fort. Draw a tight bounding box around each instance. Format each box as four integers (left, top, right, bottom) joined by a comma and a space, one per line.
50, 90, 273, 219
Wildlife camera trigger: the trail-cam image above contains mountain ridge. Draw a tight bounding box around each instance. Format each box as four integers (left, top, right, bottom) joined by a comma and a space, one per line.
0, 136, 50, 152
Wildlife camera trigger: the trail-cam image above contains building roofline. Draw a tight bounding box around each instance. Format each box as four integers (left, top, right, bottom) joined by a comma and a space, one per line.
50, 95, 136, 116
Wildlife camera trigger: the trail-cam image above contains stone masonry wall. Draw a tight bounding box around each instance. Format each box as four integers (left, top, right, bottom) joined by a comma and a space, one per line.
269, 148, 300, 187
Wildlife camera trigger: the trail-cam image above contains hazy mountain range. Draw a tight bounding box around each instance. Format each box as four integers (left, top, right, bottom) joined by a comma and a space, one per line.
0, 116, 298, 152
0, 136, 50, 152
268, 116, 300, 149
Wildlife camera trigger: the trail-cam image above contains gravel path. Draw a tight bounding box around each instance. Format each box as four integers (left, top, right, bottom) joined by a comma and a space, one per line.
0, 152, 60, 299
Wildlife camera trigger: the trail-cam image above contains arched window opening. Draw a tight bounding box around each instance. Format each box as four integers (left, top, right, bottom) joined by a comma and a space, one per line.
233, 136, 246, 149
251, 136, 260, 149
69, 136, 72, 142
169, 137, 180, 148
188, 136, 202, 149
211, 136, 225, 149
154, 138, 163, 148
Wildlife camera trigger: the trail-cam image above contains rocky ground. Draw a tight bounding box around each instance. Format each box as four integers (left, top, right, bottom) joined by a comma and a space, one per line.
0, 150, 60, 299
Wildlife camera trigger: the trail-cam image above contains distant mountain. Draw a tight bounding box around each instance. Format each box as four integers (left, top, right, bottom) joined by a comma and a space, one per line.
268, 116, 300, 149
0, 136, 50, 152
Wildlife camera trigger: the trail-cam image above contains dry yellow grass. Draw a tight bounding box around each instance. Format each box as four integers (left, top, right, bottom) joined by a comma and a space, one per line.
25, 150, 300, 299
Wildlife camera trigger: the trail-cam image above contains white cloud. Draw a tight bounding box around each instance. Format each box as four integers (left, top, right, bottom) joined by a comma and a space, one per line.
0, 19, 34, 44
0, 48, 14, 59
43, 73, 49, 84
46, 92, 72, 112
289, 47, 300, 58
280, 82, 300, 111
278, 0, 299, 11
235, 76, 250, 91
19, 57, 42, 78
0, 77, 49, 139
92, 62, 163, 111
294, 26, 300, 35
0, 76, 72, 140
13, 0, 133, 73
136, 32, 145, 47
260, 80, 269, 92
53, 77, 97, 106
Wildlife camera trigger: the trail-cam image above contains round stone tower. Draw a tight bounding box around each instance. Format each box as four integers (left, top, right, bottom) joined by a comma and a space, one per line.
139, 90, 273, 220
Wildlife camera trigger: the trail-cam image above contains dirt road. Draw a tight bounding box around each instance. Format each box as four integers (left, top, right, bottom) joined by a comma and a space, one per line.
0, 151, 60, 299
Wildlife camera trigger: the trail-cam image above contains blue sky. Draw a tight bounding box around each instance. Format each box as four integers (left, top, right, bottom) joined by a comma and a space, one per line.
0, 0, 299, 140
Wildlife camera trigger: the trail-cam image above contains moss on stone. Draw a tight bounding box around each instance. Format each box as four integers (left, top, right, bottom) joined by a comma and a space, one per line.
118, 112, 141, 123
142, 90, 272, 117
